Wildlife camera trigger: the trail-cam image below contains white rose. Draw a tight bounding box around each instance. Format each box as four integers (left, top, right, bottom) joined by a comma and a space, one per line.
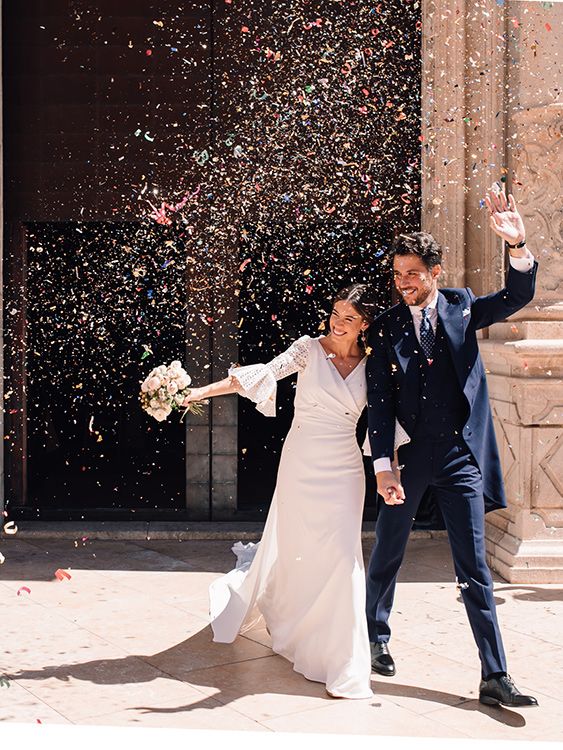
167, 381, 179, 395
156, 365, 167, 375
147, 376, 161, 391
149, 398, 161, 410
141, 378, 151, 393
176, 373, 191, 389
152, 409, 169, 422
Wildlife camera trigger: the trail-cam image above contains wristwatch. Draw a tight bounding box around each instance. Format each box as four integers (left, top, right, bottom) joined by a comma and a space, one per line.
506, 238, 527, 249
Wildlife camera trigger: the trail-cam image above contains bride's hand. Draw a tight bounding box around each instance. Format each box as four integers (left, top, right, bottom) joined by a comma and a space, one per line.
181, 387, 206, 407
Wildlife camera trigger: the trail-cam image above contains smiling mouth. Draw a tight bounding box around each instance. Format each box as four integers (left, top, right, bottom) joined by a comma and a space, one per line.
400, 289, 416, 297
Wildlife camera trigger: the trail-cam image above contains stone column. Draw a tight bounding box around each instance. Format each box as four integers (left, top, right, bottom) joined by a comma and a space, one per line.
421, 0, 467, 287
0, 3, 3, 519
422, 0, 563, 581
480, 3, 563, 582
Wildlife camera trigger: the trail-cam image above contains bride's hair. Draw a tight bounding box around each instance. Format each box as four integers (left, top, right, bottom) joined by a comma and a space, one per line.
333, 284, 376, 325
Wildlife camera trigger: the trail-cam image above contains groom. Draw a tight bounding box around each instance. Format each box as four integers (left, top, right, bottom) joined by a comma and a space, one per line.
365, 189, 538, 707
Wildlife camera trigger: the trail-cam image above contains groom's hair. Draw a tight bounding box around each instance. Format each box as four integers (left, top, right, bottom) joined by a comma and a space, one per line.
392, 232, 442, 270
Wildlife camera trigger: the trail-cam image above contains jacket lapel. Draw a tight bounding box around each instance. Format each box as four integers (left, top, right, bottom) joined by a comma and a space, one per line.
437, 291, 467, 393
390, 305, 421, 424
391, 303, 418, 376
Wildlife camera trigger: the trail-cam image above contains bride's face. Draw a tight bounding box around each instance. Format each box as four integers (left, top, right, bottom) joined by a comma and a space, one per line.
329, 301, 368, 342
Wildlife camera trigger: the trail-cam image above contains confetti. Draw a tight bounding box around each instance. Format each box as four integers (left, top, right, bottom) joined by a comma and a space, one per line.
2, 2, 421, 512
17, 586, 31, 596
54, 569, 72, 581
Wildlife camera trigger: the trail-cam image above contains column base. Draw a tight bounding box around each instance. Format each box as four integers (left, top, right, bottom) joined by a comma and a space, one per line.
486, 518, 563, 583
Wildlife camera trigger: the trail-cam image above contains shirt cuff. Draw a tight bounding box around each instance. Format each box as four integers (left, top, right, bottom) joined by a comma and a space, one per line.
509, 250, 535, 273
374, 458, 392, 474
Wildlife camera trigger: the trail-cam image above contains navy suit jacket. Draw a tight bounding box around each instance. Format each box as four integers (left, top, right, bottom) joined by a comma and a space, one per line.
366, 262, 538, 513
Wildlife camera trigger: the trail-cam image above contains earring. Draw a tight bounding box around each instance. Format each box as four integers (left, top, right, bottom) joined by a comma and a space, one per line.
361, 328, 372, 355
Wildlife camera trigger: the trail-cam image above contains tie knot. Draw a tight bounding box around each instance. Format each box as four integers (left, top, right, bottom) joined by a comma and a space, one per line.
421, 307, 429, 320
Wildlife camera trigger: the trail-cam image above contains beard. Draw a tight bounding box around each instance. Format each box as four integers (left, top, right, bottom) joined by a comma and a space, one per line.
398, 285, 434, 307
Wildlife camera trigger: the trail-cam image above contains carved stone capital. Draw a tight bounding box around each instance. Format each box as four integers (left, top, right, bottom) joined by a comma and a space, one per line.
509, 104, 563, 305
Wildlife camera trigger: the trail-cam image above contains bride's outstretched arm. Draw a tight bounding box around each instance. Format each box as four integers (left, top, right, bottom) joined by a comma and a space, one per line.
181, 335, 312, 414
181, 376, 240, 405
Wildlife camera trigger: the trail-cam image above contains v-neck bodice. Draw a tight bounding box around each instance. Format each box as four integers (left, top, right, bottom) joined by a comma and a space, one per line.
317, 337, 366, 383
290, 337, 367, 428
228, 335, 367, 429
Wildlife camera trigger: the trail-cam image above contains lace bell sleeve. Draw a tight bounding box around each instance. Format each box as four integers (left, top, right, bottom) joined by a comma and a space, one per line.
228, 335, 312, 417
362, 419, 411, 456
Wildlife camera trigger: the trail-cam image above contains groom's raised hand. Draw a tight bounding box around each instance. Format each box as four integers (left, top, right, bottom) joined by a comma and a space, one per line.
377, 470, 405, 506
484, 187, 527, 256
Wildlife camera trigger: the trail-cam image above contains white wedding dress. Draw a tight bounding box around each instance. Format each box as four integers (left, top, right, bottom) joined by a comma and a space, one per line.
209, 335, 405, 699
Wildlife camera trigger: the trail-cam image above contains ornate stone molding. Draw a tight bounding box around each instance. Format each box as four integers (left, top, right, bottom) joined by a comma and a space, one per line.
482, 336, 563, 582
509, 103, 563, 305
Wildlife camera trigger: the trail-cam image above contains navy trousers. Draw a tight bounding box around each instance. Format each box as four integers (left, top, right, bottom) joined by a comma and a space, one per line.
366, 435, 507, 679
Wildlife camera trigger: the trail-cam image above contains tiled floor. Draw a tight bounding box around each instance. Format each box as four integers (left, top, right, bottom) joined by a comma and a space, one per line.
1, 533, 562, 742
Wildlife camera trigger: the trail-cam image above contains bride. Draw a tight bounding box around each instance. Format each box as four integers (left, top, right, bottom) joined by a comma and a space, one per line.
183, 284, 406, 699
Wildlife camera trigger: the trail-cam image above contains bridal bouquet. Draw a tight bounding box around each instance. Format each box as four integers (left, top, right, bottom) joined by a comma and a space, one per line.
140, 361, 205, 422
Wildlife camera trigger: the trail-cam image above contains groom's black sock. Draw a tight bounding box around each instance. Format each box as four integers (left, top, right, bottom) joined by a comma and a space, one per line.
483, 671, 507, 681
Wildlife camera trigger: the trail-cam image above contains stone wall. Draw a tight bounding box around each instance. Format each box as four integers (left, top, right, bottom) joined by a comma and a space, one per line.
421, 0, 563, 581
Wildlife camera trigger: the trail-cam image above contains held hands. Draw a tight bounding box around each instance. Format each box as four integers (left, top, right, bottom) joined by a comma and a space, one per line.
484, 188, 526, 253
376, 470, 405, 506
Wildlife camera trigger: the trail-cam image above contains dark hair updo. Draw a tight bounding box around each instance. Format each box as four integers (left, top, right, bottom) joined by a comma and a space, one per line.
392, 231, 442, 270
332, 283, 376, 325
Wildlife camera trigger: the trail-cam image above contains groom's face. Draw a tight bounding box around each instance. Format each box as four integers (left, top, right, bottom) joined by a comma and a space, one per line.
393, 254, 441, 307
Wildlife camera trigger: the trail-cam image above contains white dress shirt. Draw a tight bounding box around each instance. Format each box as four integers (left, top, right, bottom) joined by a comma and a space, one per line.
372, 250, 535, 475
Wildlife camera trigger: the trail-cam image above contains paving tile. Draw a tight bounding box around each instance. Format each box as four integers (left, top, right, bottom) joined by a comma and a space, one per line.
98, 569, 220, 607
13, 662, 210, 723
424, 693, 563, 742
2, 608, 118, 672
34, 584, 211, 655
1, 534, 561, 741
143, 624, 274, 677
170, 594, 212, 620
499, 605, 563, 648
503, 649, 563, 705
135, 539, 243, 573
134, 539, 236, 573
183, 654, 334, 722
241, 625, 272, 650
0, 679, 72, 724
87, 698, 268, 731
263, 694, 471, 737
371, 650, 482, 715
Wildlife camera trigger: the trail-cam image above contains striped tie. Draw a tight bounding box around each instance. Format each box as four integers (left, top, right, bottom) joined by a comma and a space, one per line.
420, 307, 435, 361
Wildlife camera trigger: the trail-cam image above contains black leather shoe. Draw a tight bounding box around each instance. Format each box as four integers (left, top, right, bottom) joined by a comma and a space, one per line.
479, 674, 538, 707
370, 642, 396, 676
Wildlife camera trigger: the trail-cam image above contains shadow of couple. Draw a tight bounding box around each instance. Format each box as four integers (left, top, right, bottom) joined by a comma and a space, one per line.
4, 623, 527, 728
